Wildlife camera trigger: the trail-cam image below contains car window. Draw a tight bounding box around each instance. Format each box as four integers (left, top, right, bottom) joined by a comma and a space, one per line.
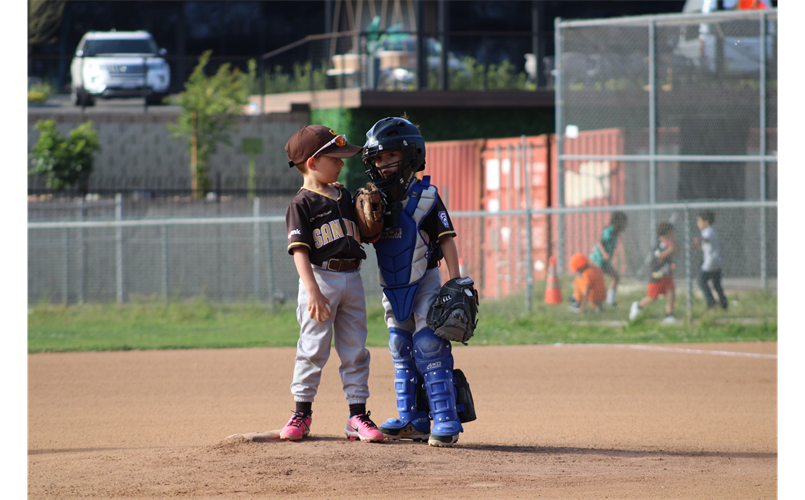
83, 38, 158, 56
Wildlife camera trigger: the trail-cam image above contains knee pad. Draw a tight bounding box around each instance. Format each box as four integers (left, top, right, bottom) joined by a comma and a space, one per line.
389, 327, 414, 360
412, 327, 453, 372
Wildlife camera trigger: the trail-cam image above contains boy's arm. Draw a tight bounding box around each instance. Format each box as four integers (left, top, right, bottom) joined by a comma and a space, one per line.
292, 247, 331, 322
659, 241, 676, 261
439, 236, 461, 280
579, 284, 588, 312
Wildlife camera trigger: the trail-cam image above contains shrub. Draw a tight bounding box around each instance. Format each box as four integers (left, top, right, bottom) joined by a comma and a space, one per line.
29, 119, 101, 194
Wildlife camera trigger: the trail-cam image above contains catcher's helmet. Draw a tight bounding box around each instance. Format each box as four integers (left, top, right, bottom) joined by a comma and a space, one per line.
362, 117, 425, 203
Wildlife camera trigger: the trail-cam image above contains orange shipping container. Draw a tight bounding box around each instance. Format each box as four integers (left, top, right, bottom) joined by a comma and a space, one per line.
480, 136, 551, 300
421, 139, 484, 286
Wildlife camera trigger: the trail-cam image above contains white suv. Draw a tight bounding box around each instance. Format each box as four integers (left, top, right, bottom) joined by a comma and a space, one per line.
70, 30, 170, 106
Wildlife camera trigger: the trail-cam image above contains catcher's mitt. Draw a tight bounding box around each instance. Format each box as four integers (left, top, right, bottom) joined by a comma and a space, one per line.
426, 276, 480, 345
354, 183, 384, 243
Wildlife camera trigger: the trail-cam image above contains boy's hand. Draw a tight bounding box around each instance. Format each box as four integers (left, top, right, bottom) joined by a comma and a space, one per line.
308, 290, 331, 322
329, 181, 344, 190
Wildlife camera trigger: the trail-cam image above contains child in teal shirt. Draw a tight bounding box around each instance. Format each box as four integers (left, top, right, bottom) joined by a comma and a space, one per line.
589, 211, 628, 306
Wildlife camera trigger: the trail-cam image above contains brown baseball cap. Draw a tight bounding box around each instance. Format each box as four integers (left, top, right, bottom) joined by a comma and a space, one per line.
285, 125, 362, 168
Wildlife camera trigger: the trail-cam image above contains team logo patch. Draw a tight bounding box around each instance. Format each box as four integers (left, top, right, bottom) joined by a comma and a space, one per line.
438, 211, 449, 227
288, 229, 301, 239
426, 361, 442, 370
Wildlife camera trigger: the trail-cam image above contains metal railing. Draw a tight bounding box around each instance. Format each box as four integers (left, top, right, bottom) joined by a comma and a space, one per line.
28, 29, 552, 106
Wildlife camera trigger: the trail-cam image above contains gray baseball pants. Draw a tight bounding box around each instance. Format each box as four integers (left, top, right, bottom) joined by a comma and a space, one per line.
292, 266, 371, 404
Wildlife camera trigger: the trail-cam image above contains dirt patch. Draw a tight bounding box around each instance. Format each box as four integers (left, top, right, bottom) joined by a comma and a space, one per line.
29, 342, 777, 499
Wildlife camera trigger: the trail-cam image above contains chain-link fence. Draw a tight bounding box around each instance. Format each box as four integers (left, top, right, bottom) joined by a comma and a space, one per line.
28, 199, 775, 321
554, 9, 777, 278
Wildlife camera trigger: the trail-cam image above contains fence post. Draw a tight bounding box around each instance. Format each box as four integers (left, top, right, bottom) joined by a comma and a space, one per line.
253, 197, 261, 300
554, 17, 565, 274
648, 19, 658, 249
115, 193, 124, 303
521, 136, 533, 311
63, 228, 70, 305
265, 220, 276, 308
495, 144, 503, 300
162, 224, 169, 302
759, 11, 768, 290
684, 206, 692, 323
78, 198, 85, 305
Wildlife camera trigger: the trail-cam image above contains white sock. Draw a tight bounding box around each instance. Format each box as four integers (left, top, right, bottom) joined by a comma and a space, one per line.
606, 289, 615, 304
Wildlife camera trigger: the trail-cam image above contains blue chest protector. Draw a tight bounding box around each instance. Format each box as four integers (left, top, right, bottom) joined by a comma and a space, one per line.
374, 177, 438, 323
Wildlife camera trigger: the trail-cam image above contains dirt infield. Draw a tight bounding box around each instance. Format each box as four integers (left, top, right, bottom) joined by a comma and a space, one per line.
28, 342, 777, 499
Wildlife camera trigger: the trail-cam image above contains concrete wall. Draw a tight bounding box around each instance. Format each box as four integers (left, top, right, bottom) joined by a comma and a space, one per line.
27, 108, 310, 192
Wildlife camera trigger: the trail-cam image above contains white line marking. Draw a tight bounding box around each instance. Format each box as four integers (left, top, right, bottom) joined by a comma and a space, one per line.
554, 343, 777, 359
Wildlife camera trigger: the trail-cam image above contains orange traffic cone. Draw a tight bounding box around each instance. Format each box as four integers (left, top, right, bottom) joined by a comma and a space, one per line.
544, 256, 563, 304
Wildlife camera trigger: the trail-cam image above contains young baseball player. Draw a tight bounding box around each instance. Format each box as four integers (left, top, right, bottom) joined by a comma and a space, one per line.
589, 211, 628, 306
693, 210, 728, 310
282, 125, 384, 443
568, 253, 606, 313
360, 116, 472, 447
629, 222, 677, 324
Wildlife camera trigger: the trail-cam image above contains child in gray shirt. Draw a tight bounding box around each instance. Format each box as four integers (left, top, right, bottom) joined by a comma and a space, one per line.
693, 210, 728, 310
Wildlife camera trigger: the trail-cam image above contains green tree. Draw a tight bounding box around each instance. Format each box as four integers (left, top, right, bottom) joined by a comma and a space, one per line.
29, 119, 100, 195
168, 50, 255, 197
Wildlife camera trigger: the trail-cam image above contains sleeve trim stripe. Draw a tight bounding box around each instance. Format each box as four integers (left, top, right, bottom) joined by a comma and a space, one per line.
288, 242, 311, 250
437, 230, 457, 239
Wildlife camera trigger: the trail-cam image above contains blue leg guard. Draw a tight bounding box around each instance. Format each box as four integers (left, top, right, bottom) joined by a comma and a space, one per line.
379, 328, 431, 441
413, 327, 463, 446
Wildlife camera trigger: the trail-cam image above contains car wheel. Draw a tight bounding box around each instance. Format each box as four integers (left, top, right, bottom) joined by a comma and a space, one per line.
72, 87, 95, 107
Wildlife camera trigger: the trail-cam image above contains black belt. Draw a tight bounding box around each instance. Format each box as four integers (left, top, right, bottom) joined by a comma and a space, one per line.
313, 259, 361, 272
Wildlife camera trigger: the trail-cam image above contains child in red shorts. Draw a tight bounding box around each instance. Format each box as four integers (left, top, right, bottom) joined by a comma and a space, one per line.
629, 222, 677, 324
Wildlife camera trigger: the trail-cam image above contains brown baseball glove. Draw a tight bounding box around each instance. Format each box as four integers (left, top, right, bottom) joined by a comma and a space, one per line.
354, 183, 384, 243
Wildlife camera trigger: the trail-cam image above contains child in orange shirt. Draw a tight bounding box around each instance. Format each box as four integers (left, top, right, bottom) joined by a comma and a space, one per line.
568, 253, 606, 313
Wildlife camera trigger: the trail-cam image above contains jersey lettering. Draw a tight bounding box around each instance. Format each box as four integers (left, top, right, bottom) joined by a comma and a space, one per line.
328, 220, 344, 240
320, 223, 333, 245
311, 218, 360, 249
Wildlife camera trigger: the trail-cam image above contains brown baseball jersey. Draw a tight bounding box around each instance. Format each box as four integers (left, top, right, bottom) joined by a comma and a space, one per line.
286, 186, 366, 263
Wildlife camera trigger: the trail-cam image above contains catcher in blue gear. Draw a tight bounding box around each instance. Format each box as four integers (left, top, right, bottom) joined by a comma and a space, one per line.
360, 116, 476, 447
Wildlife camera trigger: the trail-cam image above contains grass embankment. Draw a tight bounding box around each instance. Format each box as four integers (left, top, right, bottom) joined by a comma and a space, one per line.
28, 289, 777, 353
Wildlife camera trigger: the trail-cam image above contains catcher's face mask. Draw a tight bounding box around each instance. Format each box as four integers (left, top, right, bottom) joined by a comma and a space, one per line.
363, 117, 426, 203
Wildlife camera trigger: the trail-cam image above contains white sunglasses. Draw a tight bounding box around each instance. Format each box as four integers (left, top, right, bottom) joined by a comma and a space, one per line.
312, 134, 347, 158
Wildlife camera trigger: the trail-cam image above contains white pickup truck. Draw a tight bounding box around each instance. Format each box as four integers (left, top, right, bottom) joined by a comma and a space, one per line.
70, 30, 171, 106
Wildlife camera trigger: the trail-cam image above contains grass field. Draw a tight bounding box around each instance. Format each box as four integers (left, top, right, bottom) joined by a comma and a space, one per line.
27, 288, 777, 353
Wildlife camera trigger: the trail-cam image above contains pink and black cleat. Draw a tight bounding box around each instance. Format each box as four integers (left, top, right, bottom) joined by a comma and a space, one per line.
280, 411, 312, 441
345, 412, 384, 443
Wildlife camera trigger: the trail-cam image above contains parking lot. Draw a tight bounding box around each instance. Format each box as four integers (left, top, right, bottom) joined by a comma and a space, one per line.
29, 93, 181, 115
